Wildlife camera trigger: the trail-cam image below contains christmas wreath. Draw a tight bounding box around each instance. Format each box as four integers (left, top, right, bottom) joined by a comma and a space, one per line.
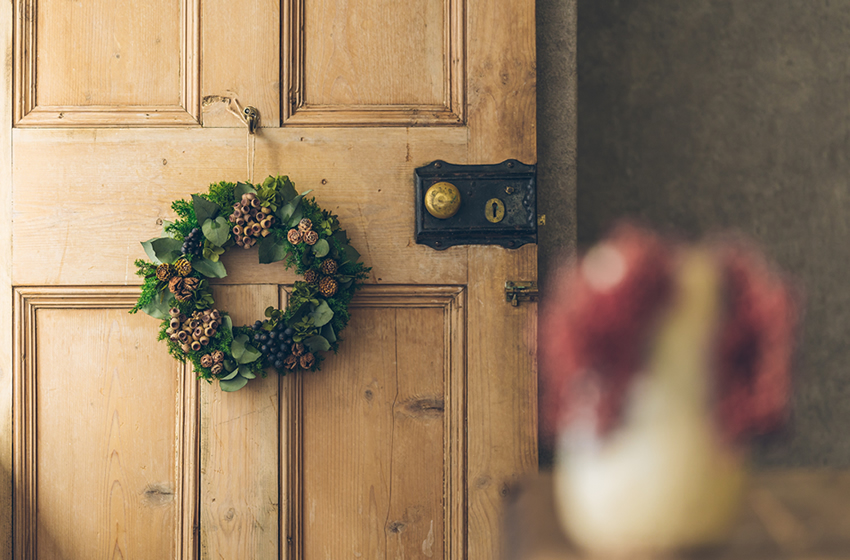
130, 176, 370, 392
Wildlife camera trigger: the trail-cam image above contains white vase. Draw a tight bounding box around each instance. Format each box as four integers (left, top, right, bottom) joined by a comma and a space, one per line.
553, 250, 748, 558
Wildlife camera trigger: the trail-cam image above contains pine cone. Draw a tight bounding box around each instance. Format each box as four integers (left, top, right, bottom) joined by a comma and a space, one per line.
168, 276, 184, 294
211, 363, 224, 377
300, 353, 316, 369
304, 270, 320, 284
303, 230, 319, 245
156, 263, 175, 281
212, 350, 224, 364
320, 259, 338, 275
200, 354, 214, 368
283, 355, 298, 370
174, 258, 192, 277
292, 342, 306, 357
298, 218, 313, 233
287, 229, 302, 244
319, 277, 338, 297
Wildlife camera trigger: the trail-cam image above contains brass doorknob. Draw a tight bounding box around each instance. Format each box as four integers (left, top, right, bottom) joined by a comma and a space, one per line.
424, 182, 461, 219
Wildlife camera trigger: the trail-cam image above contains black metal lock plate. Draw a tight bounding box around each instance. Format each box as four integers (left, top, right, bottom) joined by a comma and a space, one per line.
414, 160, 537, 250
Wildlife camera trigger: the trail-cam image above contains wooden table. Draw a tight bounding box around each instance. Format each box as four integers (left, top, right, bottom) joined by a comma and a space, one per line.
504, 470, 850, 559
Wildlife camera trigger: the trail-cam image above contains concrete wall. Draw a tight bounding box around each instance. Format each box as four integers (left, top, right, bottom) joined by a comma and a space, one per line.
576, 1, 850, 466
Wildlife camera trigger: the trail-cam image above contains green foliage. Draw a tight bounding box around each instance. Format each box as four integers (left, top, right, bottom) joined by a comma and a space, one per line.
132, 175, 371, 391
205, 181, 237, 210
164, 199, 198, 239
130, 259, 166, 315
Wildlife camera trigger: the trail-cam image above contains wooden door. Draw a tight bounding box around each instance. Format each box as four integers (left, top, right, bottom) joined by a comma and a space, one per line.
2, 0, 537, 558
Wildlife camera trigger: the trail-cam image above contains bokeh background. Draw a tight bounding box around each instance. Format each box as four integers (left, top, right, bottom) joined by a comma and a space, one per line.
538, 0, 850, 466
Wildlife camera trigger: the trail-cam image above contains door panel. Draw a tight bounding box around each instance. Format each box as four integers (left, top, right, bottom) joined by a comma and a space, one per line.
13, 287, 198, 560
15, 0, 200, 126
295, 286, 464, 558
200, 285, 281, 559
7, 0, 537, 558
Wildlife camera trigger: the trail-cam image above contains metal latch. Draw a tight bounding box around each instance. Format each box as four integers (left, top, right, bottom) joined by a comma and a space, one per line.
505, 281, 538, 306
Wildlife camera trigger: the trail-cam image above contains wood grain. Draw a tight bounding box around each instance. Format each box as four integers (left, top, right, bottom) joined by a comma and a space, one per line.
285, 0, 465, 125
15, 0, 200, 127
13, 287, 196, 560
465, 0, 538, 558
200, 284, 280, 560
11, 127, 468, 287
290, 286, 465, 559
0, 0, 12, 555
201, 0, 280, 127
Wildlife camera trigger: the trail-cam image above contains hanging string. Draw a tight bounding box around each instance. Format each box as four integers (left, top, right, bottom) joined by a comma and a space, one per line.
224, 97, 257, 183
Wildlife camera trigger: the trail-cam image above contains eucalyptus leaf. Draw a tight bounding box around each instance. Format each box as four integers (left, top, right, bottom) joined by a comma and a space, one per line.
321, 322, 336, 344
339, 279, 354, 290
258, 235, 289, 264
239, 365, 257, 379
265, 307, 275, 318
219, 375, 248, 392
141, 290, 170, 319
236, 344, 261, 365
192, 194, 220, 225
222, 315, 233, 338
220, 367, 240, 381
341, 243, 361, 263
223, 358, 235, 371
305, 335, 331, 353
288, 206, 304, 228
311, 238, 329, 258
231, 333, 248, 361
278, 177, 297, 202
192, 257, 227, 278
141, 239, 161, 264
332, 230, 349, 246
234, 182, 257, 199
148, 237, 183, 264
309, 300, 333, 327
202, 216, 231, 247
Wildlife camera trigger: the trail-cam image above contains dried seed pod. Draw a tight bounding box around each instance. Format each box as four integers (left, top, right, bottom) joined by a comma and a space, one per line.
212, 350, 225, 364
261, 229, 271, 237
292, 343, 306, 357
169, 318, 181, 329
211, 363, 224, 376
200, 336, 210, 346
210, 309, 221, 320
233, 225, 243, 236
300, 353, 316, 369
169, 307, 181, 317
156, 263, 175, 281
188, 318, 200, 329
303, 230, 319, 245
283, 355, 298, 370
260, 217, 273, 229
244, 192, 256, 201
251, 197, 261, 209
204, 327, 215, 337
236, 217, 246, 226
287, 229, 302, 244
200, 354, 214, 368
177, 331, 189, 343
174, 258, 192, 277
261, 207, 272, 215
304, 270, 320, 284
298, 218, 313, 233
181, 343, 191, 353
190, 340, 202, 352
251, 223, 262, 236
320, 258, 338, 275
193, 327, 204, 339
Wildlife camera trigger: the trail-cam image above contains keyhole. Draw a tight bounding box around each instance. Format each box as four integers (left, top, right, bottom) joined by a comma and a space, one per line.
492, 202, 498, 218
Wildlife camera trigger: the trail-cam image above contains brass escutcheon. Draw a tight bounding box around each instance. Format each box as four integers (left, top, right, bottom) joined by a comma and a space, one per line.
425, 182, 462, 219
485, 198, 506, 223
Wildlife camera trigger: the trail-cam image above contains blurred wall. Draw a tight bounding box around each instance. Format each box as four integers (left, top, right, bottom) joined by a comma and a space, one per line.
577, 0, 850, 466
